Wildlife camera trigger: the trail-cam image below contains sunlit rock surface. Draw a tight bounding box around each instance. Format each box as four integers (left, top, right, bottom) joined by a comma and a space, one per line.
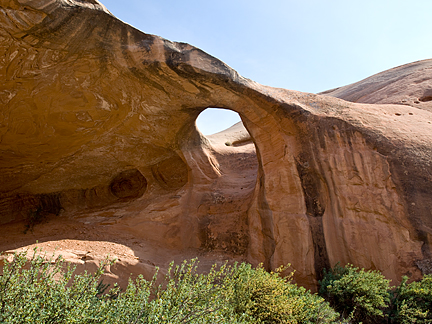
321, 59, 432, 111
1, 0, 432, 290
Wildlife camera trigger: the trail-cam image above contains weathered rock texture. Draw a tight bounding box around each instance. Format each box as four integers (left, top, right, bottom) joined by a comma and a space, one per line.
1, 0, 432, 289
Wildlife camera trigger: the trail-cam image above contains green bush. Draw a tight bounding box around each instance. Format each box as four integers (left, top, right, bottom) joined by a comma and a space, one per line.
0, 252, 240, 324
9, 249, 432, 324
0, 248, 115, 323
391, 274, 432, 323
231, 263, 340, 323
319, 263, 391, 323
0, 249, 341, 323
130, 259, 247, 323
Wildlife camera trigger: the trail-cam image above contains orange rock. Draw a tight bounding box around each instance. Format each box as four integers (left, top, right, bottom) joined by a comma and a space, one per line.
0, 0, 431, 290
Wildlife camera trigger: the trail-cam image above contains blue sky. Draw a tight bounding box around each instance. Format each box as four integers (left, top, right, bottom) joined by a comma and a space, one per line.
100, 0, 432, 134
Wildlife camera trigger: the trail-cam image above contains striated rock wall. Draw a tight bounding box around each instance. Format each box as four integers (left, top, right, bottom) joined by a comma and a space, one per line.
1, 0, 432, 289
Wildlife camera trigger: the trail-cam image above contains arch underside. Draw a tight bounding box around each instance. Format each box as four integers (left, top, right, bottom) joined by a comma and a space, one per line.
0, 0, 432, 290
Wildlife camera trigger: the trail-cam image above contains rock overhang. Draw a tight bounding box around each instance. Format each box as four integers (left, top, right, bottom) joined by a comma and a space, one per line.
0, 0, 432, 289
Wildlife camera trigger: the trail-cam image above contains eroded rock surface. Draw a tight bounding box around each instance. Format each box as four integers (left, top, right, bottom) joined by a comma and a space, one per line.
1, 0, 432, 289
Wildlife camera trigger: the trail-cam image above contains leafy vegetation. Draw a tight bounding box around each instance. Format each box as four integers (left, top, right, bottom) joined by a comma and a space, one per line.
390, 274, 432, 323
319, 264, 391, 323
0, 249, 116, 323
0, 249, 431, 323
231, 263, 339, 323
319, 263, 432, 324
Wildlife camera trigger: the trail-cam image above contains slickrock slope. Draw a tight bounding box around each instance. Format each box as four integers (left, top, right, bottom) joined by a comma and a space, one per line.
1, 0, 432, 289
321, 59, 432, 111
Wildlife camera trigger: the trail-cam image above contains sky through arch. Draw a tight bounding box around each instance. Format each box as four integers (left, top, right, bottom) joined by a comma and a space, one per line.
196, 108, 241, 135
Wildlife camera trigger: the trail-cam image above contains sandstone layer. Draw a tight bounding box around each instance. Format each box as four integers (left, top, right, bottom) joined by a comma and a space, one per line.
1, 0, 432, 289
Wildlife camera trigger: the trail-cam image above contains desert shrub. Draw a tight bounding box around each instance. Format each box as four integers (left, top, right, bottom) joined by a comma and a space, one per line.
391, 274, 432, 323
231, 263, 340, 323
80, 272, 154, 323
0, 248, 116, 323
0, 249, 341, 323
319, 263, 391, 323
129, 259, 248, 323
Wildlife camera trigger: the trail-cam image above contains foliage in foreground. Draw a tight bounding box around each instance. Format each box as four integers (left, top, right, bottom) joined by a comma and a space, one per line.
319, 263, 432, 324
319, 264, 391, 323
391, 274, 432, 323
0, 249, 338, 323
230, 263, 339, 323
1, 249, 431, 323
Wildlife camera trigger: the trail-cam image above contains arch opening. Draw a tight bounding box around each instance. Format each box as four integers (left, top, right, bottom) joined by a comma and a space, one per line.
196, 108, 241, 136
191, 107, 259, 255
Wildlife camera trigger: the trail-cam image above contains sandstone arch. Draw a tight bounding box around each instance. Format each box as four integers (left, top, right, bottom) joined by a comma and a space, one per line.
1, 0, 431, 289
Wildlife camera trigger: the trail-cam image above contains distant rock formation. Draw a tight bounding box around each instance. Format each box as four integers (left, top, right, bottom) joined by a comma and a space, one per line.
1, 0, 432, 289
321, 59, 432, 110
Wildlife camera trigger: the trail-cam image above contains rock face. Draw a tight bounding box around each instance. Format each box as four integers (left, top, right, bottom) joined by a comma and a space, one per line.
320, 59, 432, 111
1, 0, 432, 289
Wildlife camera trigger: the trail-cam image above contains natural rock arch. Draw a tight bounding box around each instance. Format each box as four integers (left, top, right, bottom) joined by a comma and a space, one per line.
178, 107, 259, 256
0, 0, 431, 290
